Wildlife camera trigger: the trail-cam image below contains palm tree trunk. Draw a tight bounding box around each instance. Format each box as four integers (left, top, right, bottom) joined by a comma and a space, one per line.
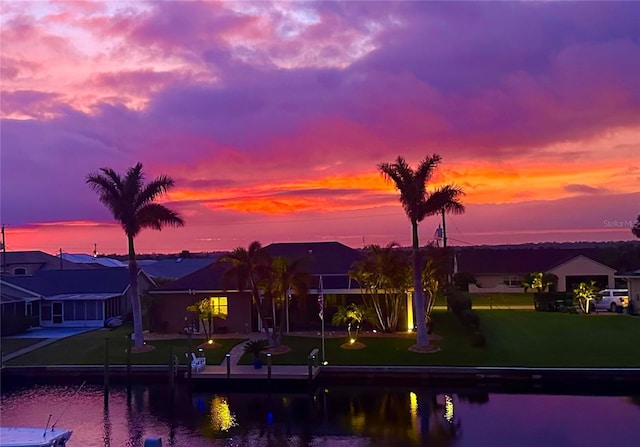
412, 220, 429, 347
276, 293, 287, 347
128, 235, 144, 349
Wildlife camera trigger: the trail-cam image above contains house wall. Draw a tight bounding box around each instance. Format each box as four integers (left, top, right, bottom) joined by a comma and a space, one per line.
626, 278, 640, 315
548, 257, 614, 292
154, 292, 253, 335
471, 275, 525, 293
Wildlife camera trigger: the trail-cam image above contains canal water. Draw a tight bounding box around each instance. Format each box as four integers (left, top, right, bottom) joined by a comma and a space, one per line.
1, 383, 638, 446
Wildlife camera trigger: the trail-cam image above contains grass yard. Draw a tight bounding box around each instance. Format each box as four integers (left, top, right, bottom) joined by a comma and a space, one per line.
5, 326, 246, 366
1, 338, 48, 356
240, 310, 640, 367
432, 293, 534, 308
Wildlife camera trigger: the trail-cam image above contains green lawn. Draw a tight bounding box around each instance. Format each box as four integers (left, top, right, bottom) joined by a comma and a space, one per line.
6, 312, 639, 367
240, 310, 640, 367
433, 293, 534, 307
1, 338, 48, 356
5, 326, 246, 366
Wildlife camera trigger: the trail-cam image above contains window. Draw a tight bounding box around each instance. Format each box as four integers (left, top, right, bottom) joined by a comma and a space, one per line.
41, 302, 51, 320
12, 267, 27, 275
209, 297, 228, 317
503, 275, 522, 287
86, 301, 97, 320
64, 302, 75, 320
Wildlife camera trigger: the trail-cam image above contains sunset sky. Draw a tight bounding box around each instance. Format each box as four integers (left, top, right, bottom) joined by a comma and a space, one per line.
1, 0, 639, 256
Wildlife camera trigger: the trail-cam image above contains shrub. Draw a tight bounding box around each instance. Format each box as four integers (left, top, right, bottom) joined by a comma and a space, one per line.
533, 292, 573, 312
447, 290, 472, 315
1, 313, 34, 336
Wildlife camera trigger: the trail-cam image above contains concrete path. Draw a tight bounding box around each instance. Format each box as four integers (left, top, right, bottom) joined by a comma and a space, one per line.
220, 333, 266, 367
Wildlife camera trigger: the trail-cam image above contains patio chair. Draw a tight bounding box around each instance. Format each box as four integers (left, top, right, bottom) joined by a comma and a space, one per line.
186, 352, 206, 373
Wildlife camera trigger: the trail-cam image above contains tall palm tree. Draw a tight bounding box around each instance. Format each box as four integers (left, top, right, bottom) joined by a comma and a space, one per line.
378, 155, 463, 347
86, 162, 184, 349
267, 256, 311, 347
218, 241, 272, 340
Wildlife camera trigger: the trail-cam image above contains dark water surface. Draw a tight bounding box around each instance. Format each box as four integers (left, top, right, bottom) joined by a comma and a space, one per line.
1, 383, 638, 446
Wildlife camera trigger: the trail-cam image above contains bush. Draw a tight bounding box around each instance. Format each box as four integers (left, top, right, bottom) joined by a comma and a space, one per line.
447, 290, 472, 315
1, 313, 34, 336
533, 292, 573, 312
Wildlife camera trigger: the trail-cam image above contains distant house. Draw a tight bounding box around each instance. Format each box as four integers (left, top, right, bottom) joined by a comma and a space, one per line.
456, 248, 616, 293
0, 268, 154, 328
150, 242, 367, 335
61, 253, 127, 268
0, 250, 96, 276
616, 268, 640, 314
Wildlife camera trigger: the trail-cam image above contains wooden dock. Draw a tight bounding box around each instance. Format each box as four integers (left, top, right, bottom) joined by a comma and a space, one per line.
190, 364, 321, 381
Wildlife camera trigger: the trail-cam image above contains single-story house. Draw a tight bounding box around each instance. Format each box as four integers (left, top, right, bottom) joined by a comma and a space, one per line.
1, 250, 97, 276
616, 269, 640, 315
150, 241, 375, 335
137, 256, 218, 281
0, 268, 154, 327
456, 248, 616, 293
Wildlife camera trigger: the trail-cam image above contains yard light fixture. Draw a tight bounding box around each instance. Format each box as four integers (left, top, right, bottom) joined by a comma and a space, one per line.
208, 339, 214, 345
349, 338, 356, 344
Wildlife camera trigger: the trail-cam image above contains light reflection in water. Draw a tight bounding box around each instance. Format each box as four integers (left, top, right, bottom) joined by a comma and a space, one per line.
444, 394, 454, 423
209, 395, 237, 432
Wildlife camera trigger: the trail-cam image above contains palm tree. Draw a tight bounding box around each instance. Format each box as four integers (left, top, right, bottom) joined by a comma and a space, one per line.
573, 280, 599, 314
86, 163, 184, 349
378, 155, 463, 347
218, 241, 272, 340
349, 243, 410, 332
267, 256, 311, 347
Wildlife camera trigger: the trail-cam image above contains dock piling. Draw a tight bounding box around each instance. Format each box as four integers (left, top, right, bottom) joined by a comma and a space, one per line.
126, 333, 132, 382
267, 353, 272, 381
226, 353, 231, 379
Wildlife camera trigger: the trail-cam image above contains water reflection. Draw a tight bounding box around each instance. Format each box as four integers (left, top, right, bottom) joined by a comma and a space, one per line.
1, 382, 638, 447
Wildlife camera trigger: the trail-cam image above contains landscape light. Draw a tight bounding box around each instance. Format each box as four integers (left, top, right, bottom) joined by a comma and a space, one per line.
208, 339, 214, 345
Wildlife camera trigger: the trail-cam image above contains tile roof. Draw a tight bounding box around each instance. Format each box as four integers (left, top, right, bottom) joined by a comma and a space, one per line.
456, 248, 613, 275
1, 268, 132, 296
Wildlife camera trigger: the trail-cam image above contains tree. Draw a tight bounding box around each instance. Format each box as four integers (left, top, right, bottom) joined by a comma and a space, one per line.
633, 214, 640, 238
378, 155, 464, 347
86, 163, 184, 349
573, 281, 599, 314
186, 298, 227, 344
218, 241, 272, 341
522, 272, 557, 293
264, 256, 311, 347
332, 303, 375, 344
349, 243, 411, 332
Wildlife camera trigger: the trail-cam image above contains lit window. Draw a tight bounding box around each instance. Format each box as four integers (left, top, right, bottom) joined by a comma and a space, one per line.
209, 297, 228, 316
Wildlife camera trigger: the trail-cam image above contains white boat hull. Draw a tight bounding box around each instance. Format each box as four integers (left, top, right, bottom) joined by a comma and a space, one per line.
0, 427, 72, 447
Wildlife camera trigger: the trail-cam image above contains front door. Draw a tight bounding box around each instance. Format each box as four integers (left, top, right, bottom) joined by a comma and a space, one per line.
52, 301, 63, 324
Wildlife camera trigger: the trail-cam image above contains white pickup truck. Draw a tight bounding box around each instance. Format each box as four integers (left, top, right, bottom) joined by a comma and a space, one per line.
594, 289, 629, 312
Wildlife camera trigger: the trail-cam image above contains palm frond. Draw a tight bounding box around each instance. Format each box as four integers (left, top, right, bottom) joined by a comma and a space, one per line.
135, 175, 176, 209
137, 203, 185, 232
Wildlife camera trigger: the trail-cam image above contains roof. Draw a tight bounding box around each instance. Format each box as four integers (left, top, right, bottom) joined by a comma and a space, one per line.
45, 293, 122, 301
154, 242, 363, 293
139, 257, 218, 279
456, 248, 615, 275
1, 251, 97, 271
61, 253, 127, 268
264, 242, 361, 275
1, 268, 133, 296
153, 261, 235, 292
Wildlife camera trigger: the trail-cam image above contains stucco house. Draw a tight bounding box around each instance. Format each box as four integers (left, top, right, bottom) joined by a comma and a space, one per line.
0, 268, 154, 327
150, 242, 367, 335
1, 250, 96, 276
456, 248, 616, 293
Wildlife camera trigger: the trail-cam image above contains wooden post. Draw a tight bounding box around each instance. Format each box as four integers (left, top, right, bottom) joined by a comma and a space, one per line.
226, 353, 231, 379
126, 333, 132, 381
187, 332, 192, 381
267, 353, 272, 381
169, 346, 175, 388
104, 337, 110, 388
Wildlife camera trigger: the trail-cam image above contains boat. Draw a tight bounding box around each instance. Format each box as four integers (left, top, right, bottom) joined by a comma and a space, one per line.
0, 427, 72, 447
